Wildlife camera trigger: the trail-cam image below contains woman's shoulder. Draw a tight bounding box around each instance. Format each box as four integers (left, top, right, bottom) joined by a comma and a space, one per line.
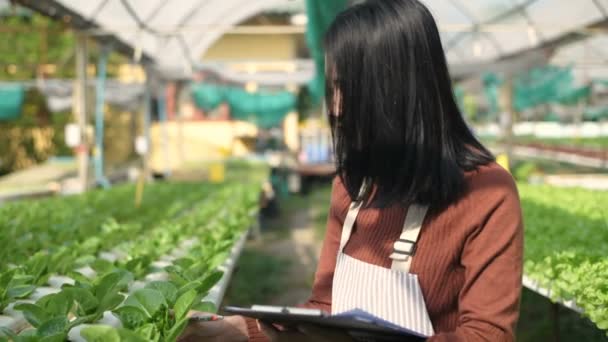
463, 162, 520, 205
330, 176, 353, 217
331, 176, 349, 198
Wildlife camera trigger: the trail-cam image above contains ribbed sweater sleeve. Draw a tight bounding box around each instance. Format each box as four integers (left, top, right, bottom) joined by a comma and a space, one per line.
428, 169, 524, 342
301, 177, 348, 311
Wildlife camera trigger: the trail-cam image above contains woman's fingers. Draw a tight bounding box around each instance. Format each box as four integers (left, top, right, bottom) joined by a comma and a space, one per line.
258, 320, 313, 342
257, 320, 280, 339
177, 314, 248, 342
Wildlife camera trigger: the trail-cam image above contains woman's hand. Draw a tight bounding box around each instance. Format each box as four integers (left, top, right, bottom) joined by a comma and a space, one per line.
178, 313, 248, 342
258, 321, 354, 342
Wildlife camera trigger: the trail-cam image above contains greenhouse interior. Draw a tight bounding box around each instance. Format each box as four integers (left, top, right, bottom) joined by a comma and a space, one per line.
0, 0, 607, 341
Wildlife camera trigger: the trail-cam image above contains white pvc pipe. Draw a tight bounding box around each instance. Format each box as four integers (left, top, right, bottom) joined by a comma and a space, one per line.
522, 275, 583, 313
204, 230, 250, 308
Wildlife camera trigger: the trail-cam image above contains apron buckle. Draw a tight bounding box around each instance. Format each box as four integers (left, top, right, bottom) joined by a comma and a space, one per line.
393, 238, 417, 256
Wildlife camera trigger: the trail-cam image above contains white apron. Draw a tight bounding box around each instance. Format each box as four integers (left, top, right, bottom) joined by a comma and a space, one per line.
331, 201, 435, 337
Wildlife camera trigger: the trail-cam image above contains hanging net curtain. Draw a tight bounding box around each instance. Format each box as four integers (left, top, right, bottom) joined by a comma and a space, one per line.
0, 85, 25, 121
513, 65, 592, 112
227, 88, 296, 129
590, 80, 608, 120
189, 0, 347, 129
191, 84, 226, 112
305, 0, 348, 104
191, 84, 296, 129
483, 73, 503, 117
483, 66, 593, 119
584, 106, 608, 121
126, 0, 347, 127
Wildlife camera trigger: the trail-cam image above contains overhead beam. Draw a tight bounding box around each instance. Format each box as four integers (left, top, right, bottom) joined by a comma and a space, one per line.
89, 0, 110, 21
592, 0, 608, 18
451, 49, 548, 81
447, 0, 504, 55
452, 17, 608, 80
498, 17, 608, 62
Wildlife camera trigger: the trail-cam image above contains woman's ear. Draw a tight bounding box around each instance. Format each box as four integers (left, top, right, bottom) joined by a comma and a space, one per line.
332, 88, 342, 117
325, 56, 341, 117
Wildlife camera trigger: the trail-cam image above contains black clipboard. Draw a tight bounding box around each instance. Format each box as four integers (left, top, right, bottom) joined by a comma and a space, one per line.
224, 305, 427, 342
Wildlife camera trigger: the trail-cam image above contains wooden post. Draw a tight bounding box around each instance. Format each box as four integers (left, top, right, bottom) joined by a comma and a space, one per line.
158, 86, 171, 177
142, 69, 152, 179
94, 46, 110, 188
177, 83, 185, 168
500, 76, 515, 170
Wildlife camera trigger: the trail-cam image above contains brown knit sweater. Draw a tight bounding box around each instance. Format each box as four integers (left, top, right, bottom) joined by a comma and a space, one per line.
247, 162, 523, 341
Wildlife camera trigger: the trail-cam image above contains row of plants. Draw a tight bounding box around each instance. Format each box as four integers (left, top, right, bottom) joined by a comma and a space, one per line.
480, 135, 608, 150
514, 136, 608, 150
0, 181, 258, 341
519, 184, 608, 333
0, 182, 213, 267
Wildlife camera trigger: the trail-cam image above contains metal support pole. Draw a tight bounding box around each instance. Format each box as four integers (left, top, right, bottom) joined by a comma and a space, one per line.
142, 71, 152, 177
74, 34, 89, 192
94, 46, 111, 188
157, 87, 171, 177
177, 83, 185, 167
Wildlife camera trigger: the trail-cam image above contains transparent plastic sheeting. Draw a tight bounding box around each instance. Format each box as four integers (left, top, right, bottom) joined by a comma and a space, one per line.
53, 0, 298, 72
51, 0, 608, 72
425, 0, 607, 64
548, 35, 608, 84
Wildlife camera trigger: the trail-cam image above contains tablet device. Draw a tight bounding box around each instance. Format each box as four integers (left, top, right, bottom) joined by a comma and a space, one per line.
224, 305, 426, 342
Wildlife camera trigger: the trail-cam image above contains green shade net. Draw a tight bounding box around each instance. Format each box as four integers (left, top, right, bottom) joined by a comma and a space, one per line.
0, 84, 25, 121
583, 106, 608, 121
513, 65, 591, 112
191, 84, 296, 129
593, 79, 608, 87
305, 0, 348, 104
483, 73, 502, 117
483, 66, 593, 120
191, 84, 225, 111
558, 85, 591, 106
454, 86, 464, 112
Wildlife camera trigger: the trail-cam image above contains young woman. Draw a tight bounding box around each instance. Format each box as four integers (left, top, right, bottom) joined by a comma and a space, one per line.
180, 0, 523, 341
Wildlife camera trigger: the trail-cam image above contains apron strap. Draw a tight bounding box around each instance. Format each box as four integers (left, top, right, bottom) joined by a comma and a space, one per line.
338, 201, 361, 252
390, 204, 429, 273
338, 181, 368, 252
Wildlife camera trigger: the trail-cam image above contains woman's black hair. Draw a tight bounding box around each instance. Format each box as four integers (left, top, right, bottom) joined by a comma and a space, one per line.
325, 0, 494, 209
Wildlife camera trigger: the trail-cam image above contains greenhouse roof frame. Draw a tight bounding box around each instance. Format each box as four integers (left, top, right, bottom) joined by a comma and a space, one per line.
12, 0, 608, 80
14, 0, 301, 78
